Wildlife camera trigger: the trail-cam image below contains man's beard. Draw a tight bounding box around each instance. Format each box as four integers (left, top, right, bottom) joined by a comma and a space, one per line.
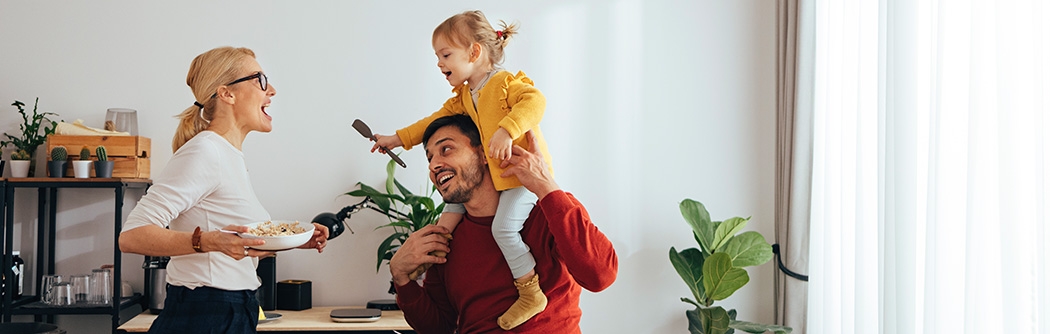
440, 153, 486, 204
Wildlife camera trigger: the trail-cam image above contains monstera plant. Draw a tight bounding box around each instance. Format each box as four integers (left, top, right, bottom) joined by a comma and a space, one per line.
669, 199, 792, 334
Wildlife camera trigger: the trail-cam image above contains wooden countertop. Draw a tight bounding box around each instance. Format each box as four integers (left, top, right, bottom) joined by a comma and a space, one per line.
117, 306, 412, 332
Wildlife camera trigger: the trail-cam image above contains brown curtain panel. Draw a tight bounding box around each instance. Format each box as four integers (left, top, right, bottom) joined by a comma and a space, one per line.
775, 0, 813, 332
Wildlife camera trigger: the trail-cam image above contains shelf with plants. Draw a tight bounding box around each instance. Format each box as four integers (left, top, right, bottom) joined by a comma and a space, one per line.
1, 178, 151, 333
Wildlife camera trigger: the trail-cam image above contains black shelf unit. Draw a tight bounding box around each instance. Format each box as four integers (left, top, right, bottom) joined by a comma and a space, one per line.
1, 177, 150, 333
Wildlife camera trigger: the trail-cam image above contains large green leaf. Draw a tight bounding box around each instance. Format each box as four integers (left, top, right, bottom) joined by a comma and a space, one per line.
346, 182, 386, 197
712, 216, 748, 252
385, 159, 397, 195
686, 308, 704, 334
404, 194, 435, 211
374, 220, 413, 231
375, 232, 407, 271
680, 199, 716, 254
670, 247, 707, 304
722, 231, 774, 267
697, 306, 731, 334
373, 195, 392, 213
702, 253, 749, 301
729, 320, 792, 334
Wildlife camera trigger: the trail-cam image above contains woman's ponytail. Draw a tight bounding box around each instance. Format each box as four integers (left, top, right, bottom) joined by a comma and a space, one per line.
171, 104, 210, 152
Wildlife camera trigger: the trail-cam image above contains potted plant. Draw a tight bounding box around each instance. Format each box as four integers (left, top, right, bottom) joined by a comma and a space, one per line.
48, 146, 68, 177
94, 145, 114, 178
313, 158, 442, 301
346, 159, 445, 272
669, 199, 792, 334
72, 146, 93, 178
1, 98, 59, 177
9, 149, 32, 177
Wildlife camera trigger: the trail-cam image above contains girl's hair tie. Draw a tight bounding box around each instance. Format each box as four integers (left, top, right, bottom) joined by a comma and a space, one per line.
496, 30, 504, 39
193, 101, 204, 110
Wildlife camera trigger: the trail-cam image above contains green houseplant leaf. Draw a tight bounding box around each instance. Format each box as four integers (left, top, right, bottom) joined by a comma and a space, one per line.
680, 199, 716, 254
376, 232, 408, 271
721, 231, 774, 268
669, 247, 706, 307
702, 252, 749, 301
698, 306, 731, 334
386, 159, 398, 195
347, 182, 402, 214
712, 216, 748, 252
686, 308, 705, 334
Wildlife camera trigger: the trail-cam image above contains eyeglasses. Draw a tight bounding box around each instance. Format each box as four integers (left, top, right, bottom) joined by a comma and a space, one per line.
210, 72, 268, 98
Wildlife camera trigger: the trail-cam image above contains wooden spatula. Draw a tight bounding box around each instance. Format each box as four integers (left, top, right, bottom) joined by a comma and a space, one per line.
352, 119, 406, 168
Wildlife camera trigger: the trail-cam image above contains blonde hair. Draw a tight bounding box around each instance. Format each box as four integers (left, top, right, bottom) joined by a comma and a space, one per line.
432, 10, 518, 67
172, 46, 256, 152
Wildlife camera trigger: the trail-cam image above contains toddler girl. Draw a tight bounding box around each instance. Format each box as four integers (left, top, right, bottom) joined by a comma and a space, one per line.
371, 10, 554, 330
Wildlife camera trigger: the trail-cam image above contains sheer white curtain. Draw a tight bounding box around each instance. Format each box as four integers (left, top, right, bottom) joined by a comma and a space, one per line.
808, 0, 1049, 333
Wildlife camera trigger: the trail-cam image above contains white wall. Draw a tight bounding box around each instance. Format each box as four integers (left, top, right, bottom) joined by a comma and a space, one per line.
0, 1, 776, 333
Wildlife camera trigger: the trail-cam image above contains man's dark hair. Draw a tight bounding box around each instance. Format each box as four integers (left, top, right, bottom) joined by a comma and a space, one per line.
422, 114, 483, 148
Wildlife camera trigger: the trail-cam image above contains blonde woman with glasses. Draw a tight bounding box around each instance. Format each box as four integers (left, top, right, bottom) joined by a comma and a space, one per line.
119, 46, 329, 334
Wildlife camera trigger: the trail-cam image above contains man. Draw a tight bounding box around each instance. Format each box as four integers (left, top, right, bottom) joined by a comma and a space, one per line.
390, 114, 618, 333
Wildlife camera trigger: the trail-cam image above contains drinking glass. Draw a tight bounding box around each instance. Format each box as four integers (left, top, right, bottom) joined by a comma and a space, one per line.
70, 274, 91, 304
90, 269, 112, 304
40, 275, 62, 305
51, 282, 73, 306
105, 108, 138, 135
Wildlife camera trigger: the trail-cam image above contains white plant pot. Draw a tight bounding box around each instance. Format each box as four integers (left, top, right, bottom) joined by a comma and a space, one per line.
10, 160, 31, 177
72, 160, 93, 178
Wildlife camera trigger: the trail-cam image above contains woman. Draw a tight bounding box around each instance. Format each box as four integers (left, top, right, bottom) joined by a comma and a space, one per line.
119, 46, 328, 334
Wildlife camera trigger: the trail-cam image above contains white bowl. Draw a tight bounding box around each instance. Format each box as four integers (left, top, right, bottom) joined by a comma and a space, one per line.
240, 220, 314, 251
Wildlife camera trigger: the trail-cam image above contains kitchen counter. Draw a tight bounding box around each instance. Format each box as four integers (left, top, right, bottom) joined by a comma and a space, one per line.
117, 306, 413, 333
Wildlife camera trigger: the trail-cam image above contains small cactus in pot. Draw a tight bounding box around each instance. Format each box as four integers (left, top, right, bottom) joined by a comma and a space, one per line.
96, 145, 108, 161
94, 145, 114, 178
12, 149, 31, 160
9, 149, 32, 177
51, 146, 67, 161
48, 146, 68, 177
72, 145, 93, 178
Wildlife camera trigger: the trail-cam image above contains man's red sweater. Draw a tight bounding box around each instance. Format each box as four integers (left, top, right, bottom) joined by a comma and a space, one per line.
395, 190, 618, 333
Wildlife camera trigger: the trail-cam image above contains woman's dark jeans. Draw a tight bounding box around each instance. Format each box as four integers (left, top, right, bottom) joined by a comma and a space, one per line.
148, 285, 259, 334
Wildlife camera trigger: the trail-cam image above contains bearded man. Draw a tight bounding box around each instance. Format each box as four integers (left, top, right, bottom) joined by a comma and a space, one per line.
390, 114, 618, 333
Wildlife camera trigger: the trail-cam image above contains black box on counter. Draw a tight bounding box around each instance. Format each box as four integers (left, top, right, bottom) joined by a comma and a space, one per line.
276, 279, 311, 311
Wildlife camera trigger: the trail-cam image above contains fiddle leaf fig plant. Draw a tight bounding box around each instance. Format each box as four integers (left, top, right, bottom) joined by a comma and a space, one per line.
345, 158, 445, 272
669, 199, 791, 334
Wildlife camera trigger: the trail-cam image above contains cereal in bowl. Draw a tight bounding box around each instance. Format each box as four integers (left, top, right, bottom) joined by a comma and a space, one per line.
246, 221, 307, 237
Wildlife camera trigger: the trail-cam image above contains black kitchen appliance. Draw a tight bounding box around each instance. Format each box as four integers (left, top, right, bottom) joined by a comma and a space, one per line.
256, 255, 277, 310
142, 256, 169, 314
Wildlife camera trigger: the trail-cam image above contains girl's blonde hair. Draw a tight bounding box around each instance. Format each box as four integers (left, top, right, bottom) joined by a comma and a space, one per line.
433, 10, 518, 67
172, 46, 256, 153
